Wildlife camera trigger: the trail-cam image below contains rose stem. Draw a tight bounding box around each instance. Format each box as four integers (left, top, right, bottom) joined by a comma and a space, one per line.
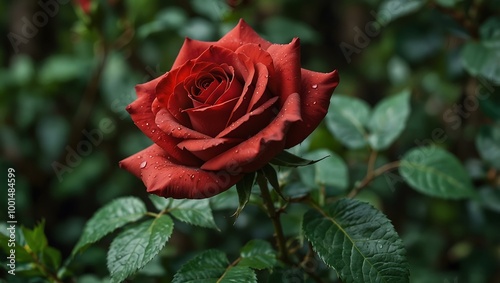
257, 173, 290, 264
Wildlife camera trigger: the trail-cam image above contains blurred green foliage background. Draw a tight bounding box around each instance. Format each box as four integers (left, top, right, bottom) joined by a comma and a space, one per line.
1, 0, 500, 282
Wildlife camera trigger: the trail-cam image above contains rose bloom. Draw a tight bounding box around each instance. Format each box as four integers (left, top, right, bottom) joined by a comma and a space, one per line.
120, 19, 339, 199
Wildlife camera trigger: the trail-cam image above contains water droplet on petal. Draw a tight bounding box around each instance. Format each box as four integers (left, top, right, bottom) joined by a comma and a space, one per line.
311, 84, 318, 89
137, 155, 142, 159
177, 127, 181, 130
190, 174, 195, 179
152, 129, 155, 133
146, 122, 149, 126
313, 101, 317, 105
235, 149, 239, 153
140, 161, 147, 168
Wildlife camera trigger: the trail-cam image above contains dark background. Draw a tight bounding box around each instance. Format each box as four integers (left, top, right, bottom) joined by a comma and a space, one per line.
1, 0, 500, 282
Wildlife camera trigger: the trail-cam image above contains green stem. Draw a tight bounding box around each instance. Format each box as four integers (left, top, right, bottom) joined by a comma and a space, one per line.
257, 173, 290, 264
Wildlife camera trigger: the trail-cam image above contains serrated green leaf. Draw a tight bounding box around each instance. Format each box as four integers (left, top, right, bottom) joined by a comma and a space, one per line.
238, 239, 277, 270
399, 146, 476, 199
169, 199, 218, 230
270, 150, 325, 167
72, 197, 147, 256
368, 90, 411, 150
303, 199, 409, 283
326, 95, 370, 149
172, 250, 257, 283
107, 215, 174, 283
21, 220, 47, 254
149, 195, 172, 211
233, 172, 256, 218
476, 125, 500, 169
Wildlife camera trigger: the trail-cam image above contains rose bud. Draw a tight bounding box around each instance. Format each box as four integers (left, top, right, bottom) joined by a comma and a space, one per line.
120, 19, 339, 199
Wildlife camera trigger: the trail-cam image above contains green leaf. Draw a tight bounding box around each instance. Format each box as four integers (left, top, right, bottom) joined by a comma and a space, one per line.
172, 250, 257, 283
303, 199, 409, 283
169, 199, 218, 230
299, 149, 349, 194
233, 172, 256, 218
210, 189, 239, 211
461, 42, 500, 83
149, 195, 171, 211
41, 246, 62, 272
476, 125, 500, 169
270, 150, 326, 167
0, 224, 32, 262
399, 146, 476, 199
72, 197, 147, 256
368, 90, 411, 150
21, 220, 48, 254
238, 240, 277, 270
107, 215, 174, 283
326, 95, 370, 149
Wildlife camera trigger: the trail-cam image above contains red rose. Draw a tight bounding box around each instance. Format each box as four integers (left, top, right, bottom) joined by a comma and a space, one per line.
120, 19, 339, 199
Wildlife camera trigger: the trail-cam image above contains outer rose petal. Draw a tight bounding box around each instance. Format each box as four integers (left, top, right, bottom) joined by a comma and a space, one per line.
171, 38, 214, 70
266, 38, 302, 103
202, 92, 302, 172
217, 19, 272, 51
127, 77, 201, 167
119, 144, 244, 199
285, 69, 339, 148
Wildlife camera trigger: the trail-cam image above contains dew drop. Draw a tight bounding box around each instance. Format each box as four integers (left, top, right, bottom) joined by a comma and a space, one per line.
145, 122, 149, 126
190, 174, 195, 179
235, 149, 239, 153
313, 101, 317, 105
378, 244, 383, 249
152, 129, 155, 133
137, 155, 142, 159
140, 161, 147, 169
177, 127, 181, 130
311, 84, 318, 89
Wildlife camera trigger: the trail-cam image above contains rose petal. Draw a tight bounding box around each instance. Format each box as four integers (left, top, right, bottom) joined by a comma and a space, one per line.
127, 78, 201, 167
195, 45, 250, 81
202, 92, 301, 172
227, 62, 273, 126
284, 69, 339, 148
155, 108, 211, 140
119, 144, 243, 199
266, 38, 302, 104
171, 38, 214, 70
184, 96, 240, 137
178, 137, 241, 161
217, 19, 272, 51
218, 96, 279, 139
235, 43, 274, 72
